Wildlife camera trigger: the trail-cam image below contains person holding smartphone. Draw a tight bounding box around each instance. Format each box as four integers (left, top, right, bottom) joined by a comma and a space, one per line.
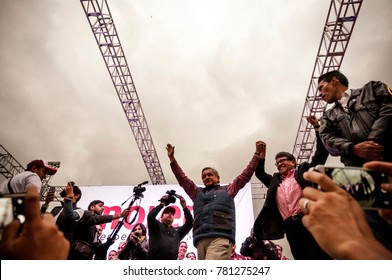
317, 70, 392, 251
299, 161, 392, 259
0, 187, 70, 259
40, 186, 56, 214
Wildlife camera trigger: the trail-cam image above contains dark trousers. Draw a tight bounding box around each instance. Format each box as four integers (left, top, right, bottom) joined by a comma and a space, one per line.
284, 215, 331, 260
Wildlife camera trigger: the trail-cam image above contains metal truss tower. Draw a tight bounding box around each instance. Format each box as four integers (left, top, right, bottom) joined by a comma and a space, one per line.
80, 0, 166, 185
0, 145, 25, 179
292, 0, 363, 164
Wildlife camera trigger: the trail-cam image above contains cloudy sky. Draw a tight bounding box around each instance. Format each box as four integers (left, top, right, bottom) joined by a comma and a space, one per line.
1, 0, 391, 188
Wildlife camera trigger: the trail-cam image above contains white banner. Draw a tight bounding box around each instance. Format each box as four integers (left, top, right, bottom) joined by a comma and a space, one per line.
78, 183, 254, 257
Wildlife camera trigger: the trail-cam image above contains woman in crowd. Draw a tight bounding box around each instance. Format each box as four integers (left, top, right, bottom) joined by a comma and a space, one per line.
118, 223, 148, 260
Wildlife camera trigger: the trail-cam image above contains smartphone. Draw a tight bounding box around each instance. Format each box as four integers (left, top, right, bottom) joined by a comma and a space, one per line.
0, 193, 26, 229
311, 165, 391, 210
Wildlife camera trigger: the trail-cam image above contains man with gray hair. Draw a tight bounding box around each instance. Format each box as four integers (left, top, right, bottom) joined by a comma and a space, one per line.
166, 141, 263, 260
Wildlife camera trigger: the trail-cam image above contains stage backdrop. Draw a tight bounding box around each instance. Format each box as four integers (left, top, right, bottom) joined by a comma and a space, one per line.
78, 183, 254, 258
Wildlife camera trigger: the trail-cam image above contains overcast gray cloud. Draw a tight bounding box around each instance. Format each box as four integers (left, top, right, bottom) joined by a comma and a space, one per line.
1, 0, 391, 188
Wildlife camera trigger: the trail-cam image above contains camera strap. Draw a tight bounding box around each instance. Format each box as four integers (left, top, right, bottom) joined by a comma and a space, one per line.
7, 177, 14, 194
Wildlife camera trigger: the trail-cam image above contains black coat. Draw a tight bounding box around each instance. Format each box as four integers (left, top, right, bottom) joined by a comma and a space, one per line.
253, 131, 328, 240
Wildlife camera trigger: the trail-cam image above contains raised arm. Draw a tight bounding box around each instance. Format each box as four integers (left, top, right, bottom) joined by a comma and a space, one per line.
178, 196, 194, 240
147, 200, 165, 235
166, 143, 176, 163
228, 141, 262, 197
307, 115, 329, 167
62, 183, 83, 221
167, 143, 199, 200
254, 141, 272, 187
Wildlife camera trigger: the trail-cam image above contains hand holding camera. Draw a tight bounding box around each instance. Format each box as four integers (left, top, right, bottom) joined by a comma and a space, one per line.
179, 196, 187, 209
0, 193, 26, 232
59, 181, 75, 199
129, 232, 140, 243
310, 165, 391, 210
159, 190, 182, 206
159, 195, 171, 206
0, 188, 70, 259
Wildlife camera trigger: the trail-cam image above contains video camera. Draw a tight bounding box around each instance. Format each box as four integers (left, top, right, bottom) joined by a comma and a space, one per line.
160, 190, 182, 205
133, 181, 148, 196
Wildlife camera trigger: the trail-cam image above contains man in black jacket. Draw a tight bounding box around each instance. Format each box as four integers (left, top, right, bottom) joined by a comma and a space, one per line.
239, 228, 256, 259
69, 199, 129, 260
318, 70, 392, 251
318, 70, 392, 167
52, 182, 84, 243
253, 117, 330, 259
147, 194, 193, 260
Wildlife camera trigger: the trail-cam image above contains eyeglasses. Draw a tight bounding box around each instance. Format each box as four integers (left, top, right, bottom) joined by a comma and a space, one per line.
275, 158, 290, 166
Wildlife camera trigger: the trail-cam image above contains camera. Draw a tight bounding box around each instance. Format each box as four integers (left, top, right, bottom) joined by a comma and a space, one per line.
311, 165, 392, 210
59, 181, 76, 198
0, 193, 26, 229
133, 185, 146, 195
160, 190, 181, 205
130, 231, 140, 243
132, 181, 148, 197
166, 190, 177, 204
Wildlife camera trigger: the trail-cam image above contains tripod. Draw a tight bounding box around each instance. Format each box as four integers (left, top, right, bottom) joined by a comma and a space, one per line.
106, 192, 144, 244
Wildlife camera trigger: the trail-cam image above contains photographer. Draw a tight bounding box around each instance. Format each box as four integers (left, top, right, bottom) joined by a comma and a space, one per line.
52, 182, 84, 243
0, 187, 69, 260
69, 199, 130, 260
299, 161, 392, 259
147, 191, 193, 260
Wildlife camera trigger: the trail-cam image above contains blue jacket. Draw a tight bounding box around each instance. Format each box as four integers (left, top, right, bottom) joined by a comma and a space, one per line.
193, 185, 236, 246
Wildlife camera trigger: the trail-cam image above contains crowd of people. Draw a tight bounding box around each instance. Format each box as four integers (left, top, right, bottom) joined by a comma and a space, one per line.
1, 71, 392, 260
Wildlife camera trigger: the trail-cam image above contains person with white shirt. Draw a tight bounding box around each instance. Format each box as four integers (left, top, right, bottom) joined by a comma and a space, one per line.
0, 159, 57, 195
